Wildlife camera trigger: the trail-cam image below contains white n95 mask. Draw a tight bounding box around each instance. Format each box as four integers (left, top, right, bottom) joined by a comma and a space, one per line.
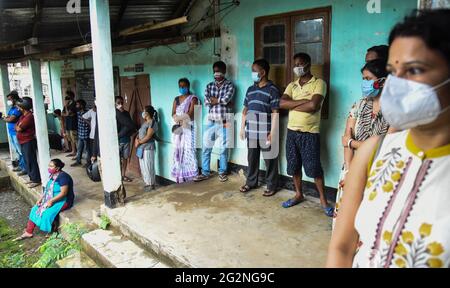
380, 75, 450, 130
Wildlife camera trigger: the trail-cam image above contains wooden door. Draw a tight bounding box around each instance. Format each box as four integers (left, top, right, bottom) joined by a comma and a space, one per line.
120, 74, 151, 176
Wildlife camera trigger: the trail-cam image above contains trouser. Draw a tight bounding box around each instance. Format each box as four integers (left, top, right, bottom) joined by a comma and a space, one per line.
139, 149, 156, 186
21, 139, 41, 183
76, 138, 91, 164
10, 134, 26, 172
26, 202, 69, 234
246, 139, 279, 191
201, 120, 230, 175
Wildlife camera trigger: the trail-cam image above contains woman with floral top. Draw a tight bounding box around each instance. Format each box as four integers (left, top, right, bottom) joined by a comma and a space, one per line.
327, 9, 450, 268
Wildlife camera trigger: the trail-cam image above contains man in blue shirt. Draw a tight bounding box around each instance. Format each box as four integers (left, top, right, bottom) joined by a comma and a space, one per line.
239, 59, 280, 196
2, 91, 26, 175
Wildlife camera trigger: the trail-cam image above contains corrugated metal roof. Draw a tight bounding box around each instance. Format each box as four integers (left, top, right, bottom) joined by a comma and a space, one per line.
0, 0, 191, 60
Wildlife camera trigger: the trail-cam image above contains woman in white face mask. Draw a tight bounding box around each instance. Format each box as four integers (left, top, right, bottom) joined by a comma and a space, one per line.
327, 9, 450, 268
332, 59, 395, 227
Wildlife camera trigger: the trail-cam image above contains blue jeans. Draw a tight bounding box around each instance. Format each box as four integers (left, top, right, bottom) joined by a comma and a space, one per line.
10, 134, 26, 172
201, 121, 229, 176
76, 138, 91, 164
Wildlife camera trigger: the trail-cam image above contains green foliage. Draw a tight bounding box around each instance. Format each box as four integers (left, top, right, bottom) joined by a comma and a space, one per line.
99, 215, 111, 230
0, 218, 38, 268
32, 223, 88, 268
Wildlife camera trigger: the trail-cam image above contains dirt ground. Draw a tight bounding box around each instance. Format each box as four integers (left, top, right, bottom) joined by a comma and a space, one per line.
0, 189, 46, 267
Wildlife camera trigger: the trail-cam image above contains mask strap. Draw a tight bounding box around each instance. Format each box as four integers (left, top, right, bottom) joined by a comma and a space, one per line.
432, 78, 450, 91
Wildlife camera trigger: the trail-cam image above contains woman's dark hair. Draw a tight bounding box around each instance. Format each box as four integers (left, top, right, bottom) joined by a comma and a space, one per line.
144, 105, 158, 122
17, 97, 33, 111
51, 158, 65, 170
367, 45, 389, 61
253, 59, 270, 76
115, 96, 124, 102
178, 78, 190, 87
361, 59, 388, 79
389, 9, 450, 67
213, 61, 227, 72
53, 109, 62, 116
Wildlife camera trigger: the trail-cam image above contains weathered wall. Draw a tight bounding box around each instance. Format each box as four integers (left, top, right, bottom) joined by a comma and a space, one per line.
47, 0, 418, 188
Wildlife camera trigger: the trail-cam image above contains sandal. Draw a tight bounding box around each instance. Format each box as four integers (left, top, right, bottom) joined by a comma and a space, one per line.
13, 232, 33, 241
263, 190, 277, 197
28, 182, 41, 189
218, 174, 228, 182
282, 197, 305, 208
122, 176, 132, 182
193, 174, 209, 182
239, 185, 253, 193
323, 206, 334, 217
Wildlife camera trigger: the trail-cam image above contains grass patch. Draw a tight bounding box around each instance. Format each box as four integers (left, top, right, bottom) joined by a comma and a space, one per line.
0, 218, 88, 268
0, 217, 39, 268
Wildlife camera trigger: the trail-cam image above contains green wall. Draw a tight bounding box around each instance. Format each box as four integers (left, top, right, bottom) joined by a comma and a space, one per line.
47, 0, 418, 188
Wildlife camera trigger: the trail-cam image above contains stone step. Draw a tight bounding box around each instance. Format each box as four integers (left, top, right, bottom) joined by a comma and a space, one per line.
56, 251, 99, 268
81, 229, 170, 268
0, 170, 9, 189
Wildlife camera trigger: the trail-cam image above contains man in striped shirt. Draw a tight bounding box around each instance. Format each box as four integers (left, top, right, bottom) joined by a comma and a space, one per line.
194, 61, 235, 183
239, 59, 280, 196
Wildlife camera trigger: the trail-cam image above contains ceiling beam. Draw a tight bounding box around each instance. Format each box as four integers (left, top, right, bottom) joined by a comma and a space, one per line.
31, 0, 44, 38
0, 38, 39, 52
118, 16, 189, 37
114, 0, 129, 32
174, 0, 194, 17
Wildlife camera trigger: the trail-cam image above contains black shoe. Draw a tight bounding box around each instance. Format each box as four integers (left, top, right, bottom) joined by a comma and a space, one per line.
70, 162, 81, 167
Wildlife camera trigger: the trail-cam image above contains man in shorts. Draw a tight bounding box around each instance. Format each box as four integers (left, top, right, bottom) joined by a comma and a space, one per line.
115, 96, 137, 182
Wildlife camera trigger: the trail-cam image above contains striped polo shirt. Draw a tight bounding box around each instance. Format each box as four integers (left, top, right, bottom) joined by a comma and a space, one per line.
244, 81, 280, 140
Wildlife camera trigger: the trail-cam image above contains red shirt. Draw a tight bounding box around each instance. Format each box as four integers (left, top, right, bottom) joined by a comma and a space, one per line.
16, 112, 36, 144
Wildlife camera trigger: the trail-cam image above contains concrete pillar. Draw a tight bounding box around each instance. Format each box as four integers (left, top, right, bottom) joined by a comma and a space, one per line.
89, 0, 123, 208
0, 64, 15, 161
28, 59, 51, 185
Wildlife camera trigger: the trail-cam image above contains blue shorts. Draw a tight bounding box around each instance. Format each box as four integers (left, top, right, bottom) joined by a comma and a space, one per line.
286, 129, 323, 178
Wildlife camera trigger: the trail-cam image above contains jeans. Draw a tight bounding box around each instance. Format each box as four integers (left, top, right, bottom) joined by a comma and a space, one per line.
21, 139, 41, 183
10, 134, 26, 172
76, 138, 91, 164
201, 121, 229, 176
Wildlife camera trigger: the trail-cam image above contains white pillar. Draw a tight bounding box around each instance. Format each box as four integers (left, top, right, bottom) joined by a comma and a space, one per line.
28, 59, 51, 185
0, 64, 15, 161
89, 0, 123, 208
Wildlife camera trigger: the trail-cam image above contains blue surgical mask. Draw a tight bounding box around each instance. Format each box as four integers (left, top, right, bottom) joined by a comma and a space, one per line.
252, 72, 261, 83
179, 87, 189, 95
361, 79, 380, 97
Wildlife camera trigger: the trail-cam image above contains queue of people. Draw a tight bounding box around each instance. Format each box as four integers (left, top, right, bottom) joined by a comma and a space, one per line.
2, 9, 448, 269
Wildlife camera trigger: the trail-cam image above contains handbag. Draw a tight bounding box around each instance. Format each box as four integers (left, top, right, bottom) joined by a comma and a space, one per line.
136, 146, 144, 159
86, 161, 101, 182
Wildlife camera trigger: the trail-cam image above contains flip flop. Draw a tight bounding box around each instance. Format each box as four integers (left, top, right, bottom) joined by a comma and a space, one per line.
239, 185, 253, 193
263, 190, 277, 197
282, 197, 305, 208
13, 234, 33, 241
323, 206, 334, 217
28, 182, 41, 188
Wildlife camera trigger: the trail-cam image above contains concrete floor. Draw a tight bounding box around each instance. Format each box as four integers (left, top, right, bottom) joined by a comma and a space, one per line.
104, 173, 333, 267
1, 149, 332, 267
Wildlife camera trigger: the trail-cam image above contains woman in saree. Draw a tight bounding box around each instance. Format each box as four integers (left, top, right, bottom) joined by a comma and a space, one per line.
171, 78, 199, 183
15, 159, 74, 240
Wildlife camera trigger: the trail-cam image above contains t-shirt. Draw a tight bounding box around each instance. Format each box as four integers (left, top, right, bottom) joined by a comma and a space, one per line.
56, 172, 75, 208
64, 101, 78, 131
82, 109, 97, 139
16, 112, 36, 144
138, 120, 158, 150
284, 76, 327, 133
7, 106, 21, 136
244, 81, 280, 140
